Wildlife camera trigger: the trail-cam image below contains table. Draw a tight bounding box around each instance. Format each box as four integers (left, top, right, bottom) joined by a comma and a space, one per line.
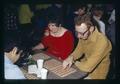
20, 52, 86, 79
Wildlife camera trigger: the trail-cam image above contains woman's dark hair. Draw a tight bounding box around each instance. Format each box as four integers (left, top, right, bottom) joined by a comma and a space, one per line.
47, 16, 62, 27
74, 14, 100, 32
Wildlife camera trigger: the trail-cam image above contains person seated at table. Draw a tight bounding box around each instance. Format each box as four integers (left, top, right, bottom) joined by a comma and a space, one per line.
32, 16, 74, 61
4, 46, 26, 79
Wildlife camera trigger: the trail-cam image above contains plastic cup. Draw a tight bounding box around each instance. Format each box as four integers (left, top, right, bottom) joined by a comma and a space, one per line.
40, 68, 48, 79
37, 59, 44, 70
36, 70, 41, 78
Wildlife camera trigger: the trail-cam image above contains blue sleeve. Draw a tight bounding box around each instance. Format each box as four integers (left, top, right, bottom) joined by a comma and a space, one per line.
4, 56, 26, 79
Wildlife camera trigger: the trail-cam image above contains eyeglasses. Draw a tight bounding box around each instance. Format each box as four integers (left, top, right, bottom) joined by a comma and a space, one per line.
76, 29, 89, 36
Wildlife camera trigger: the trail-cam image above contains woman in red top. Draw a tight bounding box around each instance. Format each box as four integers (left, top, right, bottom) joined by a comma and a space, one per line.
32, 17, 74, 61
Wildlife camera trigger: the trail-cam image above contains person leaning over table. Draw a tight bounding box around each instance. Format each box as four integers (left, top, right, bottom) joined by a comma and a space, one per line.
32, 16, 74, 62
63, 14, 112, 79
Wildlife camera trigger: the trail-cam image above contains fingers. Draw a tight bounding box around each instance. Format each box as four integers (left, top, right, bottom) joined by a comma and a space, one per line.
63, 57, 73, 70
18, 50, 23, 55
13, 50, 23, 63
62, 61, 68, 69
11, 47, 18, 55
63, 63, 72, 70
68, 62, 72, 68
68, 57, 73, 68
17, 50, 23, 57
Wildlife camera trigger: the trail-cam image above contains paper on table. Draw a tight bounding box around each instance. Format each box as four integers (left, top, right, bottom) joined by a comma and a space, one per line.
28, 65, 38, 74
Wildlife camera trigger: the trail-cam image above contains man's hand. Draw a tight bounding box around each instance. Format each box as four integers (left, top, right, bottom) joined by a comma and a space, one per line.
5, 47, 23, 63
62, 56, 74, 69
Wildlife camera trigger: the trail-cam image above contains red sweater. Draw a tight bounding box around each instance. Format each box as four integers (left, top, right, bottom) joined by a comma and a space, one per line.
41, 30, 74, 60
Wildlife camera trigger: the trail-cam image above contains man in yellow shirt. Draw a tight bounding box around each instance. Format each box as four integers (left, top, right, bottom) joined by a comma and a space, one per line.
63, 14, 112, 79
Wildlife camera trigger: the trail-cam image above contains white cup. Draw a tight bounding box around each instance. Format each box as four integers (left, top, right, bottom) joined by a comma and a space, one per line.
37, 59, 44, 70
36, 70, 41, 78
40, 68, 48, 79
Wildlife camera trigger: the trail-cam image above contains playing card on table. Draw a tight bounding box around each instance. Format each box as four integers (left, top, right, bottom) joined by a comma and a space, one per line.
20, 67, 39, 79
32, 53, 50, 61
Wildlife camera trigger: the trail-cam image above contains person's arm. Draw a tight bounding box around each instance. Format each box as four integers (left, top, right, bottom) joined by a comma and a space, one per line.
32, 43, 45, 50
70, 39, 83, 60
32, 32, 49, 51
63, 39, 83, 69
32, 27, 49, 50
75, 36, 112, 73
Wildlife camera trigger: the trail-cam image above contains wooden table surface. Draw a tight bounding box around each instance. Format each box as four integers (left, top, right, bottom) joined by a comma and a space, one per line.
20, 52, 86, 79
